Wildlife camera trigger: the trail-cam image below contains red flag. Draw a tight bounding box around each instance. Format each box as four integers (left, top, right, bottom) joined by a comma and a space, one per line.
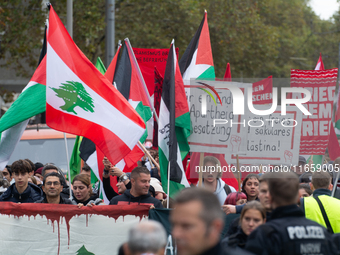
104, 44, 122, 83
46, 5, 145, 165
328, 124, 340, 160
252, 76, 273, 105
223, 63, 232, 81
315, 53, 325, 71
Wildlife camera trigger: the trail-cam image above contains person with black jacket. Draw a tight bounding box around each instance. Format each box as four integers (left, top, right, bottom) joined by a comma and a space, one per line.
222, 201, 266, 252
109, 166, 163, 208
102, 157, 131, 200
41, 164, 71, 199
0, 159, 43, 203
245, 172, 337, 255
35, 172, 75, 204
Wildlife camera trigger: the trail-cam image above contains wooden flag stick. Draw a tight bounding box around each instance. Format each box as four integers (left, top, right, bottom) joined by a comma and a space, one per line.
237, 154, 241, 192
198, 152, 204, 187
138, 141, 160, 170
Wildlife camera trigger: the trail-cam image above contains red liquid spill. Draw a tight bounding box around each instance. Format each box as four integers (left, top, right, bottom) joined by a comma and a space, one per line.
0, 202, 149, 255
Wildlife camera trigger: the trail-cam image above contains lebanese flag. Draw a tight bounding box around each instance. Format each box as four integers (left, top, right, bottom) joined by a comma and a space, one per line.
46, 6, 145, 166
159, 40, 190, 198
0, 26, 47, 170
223, 63, 232, 81
179, 11, 215, 81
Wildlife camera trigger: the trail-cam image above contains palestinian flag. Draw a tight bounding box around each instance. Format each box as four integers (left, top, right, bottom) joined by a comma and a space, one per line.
104, 43, 122, 85
159, 40, 190, 198
46, 5, 146, 166
0, 26, 47, 170
114, 39, 152, 143
78, 138, 111, 203
152, 67, 164, 149
179, 11, 215, 81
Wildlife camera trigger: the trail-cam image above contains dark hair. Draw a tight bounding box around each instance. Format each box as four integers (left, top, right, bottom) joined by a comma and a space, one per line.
149, 185, 155, 197
311, 171, 332, 190
299, 172, 312, 183
224, 192, 247, 205
81, 163, 91, 172
42, 164, 59, 177
0, 171, 10, 188
34, 162, 44, 172
43, 172, 63, 186
11, 159, 32, 174
242, 174, 259, 199
174, 187, 224, 228
4, 165, 12, 176
25, 159, 35, 173
299, 183, 312, 196
268, 172, 299, 206
240, 201, 266, 223
131, 166, 150, 180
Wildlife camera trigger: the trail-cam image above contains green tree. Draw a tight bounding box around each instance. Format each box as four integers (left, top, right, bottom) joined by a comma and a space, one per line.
51, 81, 94, 114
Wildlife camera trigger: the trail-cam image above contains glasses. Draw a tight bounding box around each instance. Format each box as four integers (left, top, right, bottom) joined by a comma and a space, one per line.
45, 181, 61, 186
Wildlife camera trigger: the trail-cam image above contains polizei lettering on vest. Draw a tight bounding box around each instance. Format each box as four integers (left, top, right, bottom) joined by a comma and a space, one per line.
287, 226, 325, 239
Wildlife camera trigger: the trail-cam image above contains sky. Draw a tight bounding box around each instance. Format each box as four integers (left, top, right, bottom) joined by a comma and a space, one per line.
309, 0, 339, 20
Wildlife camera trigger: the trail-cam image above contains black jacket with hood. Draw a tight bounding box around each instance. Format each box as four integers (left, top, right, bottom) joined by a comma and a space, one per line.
0, 182, 43, 203
109, 189, 163, 208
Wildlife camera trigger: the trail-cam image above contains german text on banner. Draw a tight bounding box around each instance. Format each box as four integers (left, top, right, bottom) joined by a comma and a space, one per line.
290, 68, 338, 155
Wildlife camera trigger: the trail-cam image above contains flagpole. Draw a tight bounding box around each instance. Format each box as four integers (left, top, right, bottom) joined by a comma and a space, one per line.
167, 161, 170, 209
63, 133, 72, 199
138, 141, 160, 170
66, 1, 73, 200
125, 38, 160, 125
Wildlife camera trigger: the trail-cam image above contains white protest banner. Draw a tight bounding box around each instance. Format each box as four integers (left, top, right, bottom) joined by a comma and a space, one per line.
188, 79, 303, 165
187, 80, 251, 154
228, 106, 302, 165
0, 202, 149, 255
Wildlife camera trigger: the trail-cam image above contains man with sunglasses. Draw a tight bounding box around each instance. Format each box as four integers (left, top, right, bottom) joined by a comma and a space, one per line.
36, 172, 74, 204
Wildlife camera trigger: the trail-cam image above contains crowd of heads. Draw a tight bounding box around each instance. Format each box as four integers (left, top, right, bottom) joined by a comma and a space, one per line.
2, 153, 340, 255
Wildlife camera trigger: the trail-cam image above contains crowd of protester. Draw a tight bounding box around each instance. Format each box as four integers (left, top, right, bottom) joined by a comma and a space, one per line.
1, 150, 340, 255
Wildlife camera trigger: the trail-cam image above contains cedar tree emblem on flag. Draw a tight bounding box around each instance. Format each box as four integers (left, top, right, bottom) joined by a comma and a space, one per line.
50, 81, 95, 115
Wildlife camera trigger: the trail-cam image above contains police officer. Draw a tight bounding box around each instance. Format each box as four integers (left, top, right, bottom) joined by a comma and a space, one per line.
301, 171, 340, 233
245, 172, 337, 255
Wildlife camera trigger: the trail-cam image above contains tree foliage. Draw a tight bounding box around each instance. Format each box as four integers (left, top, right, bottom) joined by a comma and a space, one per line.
1, 0, 340, 82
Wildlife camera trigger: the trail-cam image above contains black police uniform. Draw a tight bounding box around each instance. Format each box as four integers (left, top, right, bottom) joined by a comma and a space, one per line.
245, 204, 337, 255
